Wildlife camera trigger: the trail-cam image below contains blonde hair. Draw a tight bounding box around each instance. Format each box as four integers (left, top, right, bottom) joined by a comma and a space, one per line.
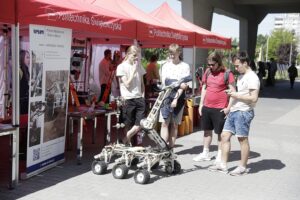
124, 45, 140, 62
168, 43, 182, 60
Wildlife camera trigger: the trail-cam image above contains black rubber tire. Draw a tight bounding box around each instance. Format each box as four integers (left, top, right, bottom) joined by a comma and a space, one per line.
91, 160, 107, 175
112, 164, 129, 179
164, 162, 173, 174
134, 169, 150, 184
173, 160, 181, 174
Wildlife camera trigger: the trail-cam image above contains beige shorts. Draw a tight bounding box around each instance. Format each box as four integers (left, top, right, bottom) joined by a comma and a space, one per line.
159, 107, 184, 125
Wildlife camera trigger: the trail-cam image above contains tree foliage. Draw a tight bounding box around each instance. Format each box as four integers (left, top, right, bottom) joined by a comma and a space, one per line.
267, 28, 297, 63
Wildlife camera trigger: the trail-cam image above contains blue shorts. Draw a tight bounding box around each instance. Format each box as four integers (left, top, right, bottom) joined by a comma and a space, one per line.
223, 110, 254, 137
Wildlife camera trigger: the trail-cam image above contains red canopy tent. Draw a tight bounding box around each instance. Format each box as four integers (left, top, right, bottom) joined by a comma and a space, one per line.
17, 0, 137, 40
150, 2, 231, 49
86, 0, 195, 47
0, 0, 15, 24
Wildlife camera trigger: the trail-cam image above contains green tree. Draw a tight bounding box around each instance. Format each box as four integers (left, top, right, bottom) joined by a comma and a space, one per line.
267, 28, 297, 62
141, 48, 168, 68
255, 34, 268, 60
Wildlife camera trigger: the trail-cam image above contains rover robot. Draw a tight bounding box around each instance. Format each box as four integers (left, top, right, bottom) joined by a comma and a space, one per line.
91, 76, 192, 184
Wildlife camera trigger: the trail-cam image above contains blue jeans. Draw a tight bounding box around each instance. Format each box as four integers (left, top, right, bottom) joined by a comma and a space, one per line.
223, 110, 254, 137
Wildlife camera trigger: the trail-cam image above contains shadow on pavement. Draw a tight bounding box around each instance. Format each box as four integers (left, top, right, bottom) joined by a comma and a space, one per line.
246, 159, 286, 174
260, 80, 300, 99
149, 164, 207, 184
176, 145, 218, 155
228, 150, 261, 162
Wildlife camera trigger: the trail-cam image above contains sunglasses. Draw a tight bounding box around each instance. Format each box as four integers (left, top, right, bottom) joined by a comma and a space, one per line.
207, 63, 216, 66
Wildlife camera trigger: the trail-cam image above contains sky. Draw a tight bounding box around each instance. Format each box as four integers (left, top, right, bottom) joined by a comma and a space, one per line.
129, 0, 280, 39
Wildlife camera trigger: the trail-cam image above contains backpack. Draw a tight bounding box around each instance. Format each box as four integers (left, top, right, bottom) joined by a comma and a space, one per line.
205, 68, 232, 87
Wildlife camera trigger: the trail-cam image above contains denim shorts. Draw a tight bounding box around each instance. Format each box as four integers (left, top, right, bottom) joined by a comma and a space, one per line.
223, 110, 254, 137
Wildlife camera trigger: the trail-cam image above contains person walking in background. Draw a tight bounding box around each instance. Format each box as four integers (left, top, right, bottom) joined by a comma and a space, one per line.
159, 43, 191, 149
111, 50, 122, 98
193, 51, 236, 164
257, 61, 266, 90
208, 51, 260, 176
20, 50, 30, 114
270, 58, 277, 86
98, 49, 113, 104
116, 45, 146, 145
145, 54, 160, 97
288, 62, 298, 89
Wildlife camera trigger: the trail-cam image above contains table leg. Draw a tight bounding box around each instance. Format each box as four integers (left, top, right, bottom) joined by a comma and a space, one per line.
68, 117, 73, 150
93, 117, 97, 144
106, 114, 111, 145
77, 117, 83, 165
9, 131, 17, 189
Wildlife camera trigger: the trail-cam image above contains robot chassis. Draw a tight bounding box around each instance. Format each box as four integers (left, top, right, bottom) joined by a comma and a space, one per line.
91, 76, 192, 184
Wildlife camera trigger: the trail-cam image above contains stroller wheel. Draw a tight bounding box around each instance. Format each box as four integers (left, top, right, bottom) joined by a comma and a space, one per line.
112, 164, 129, 179
91, 160, 107, 175
134, 169, 150, 184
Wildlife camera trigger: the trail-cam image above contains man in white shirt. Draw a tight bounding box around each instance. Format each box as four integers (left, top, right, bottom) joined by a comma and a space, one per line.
116, 45, 146, 145
208, 51, 260, 176
99, 49, 112, 103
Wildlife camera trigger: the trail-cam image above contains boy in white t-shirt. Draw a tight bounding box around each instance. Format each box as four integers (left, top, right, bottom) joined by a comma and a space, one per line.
159, 44, 191, 148
208, 51, 260, 176
116, 45, 146, 145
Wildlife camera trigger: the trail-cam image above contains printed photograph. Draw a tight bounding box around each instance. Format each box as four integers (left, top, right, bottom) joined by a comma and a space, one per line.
44, 70, 68, 142
31, 51, 44, 97
29, 101, 46, 147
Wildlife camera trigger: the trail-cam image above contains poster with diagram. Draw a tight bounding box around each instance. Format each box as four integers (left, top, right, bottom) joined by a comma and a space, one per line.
27, 24, 71, 177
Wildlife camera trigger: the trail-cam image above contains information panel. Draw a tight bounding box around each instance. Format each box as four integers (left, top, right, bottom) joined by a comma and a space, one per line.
27, 25, 71, 177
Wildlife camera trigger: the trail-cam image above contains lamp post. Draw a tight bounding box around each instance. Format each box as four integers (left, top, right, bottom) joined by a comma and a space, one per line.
265, 36, 269, 62
289, 42, 292, 66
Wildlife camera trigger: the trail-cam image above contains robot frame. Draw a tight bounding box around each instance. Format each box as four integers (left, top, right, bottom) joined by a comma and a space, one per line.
91, 75, 192, 184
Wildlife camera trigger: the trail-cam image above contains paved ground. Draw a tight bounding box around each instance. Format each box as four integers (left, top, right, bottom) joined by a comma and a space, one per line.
1, 80, 300, 200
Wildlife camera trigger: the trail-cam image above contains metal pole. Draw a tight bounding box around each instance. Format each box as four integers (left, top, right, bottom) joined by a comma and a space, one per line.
289, 42, 293, 66
266, 37, 269, 62
11, 23, 20, 184
192, 46, 196, 96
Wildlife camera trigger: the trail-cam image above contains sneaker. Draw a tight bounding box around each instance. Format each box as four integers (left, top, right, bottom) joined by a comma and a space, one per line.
214, 158, 221, 166
229, 166, 249, 176
208, 164, 228, 174
192, 153, 211, 162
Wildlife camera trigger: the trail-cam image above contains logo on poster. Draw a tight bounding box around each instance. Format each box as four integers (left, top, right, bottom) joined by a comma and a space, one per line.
33, 29, 45, 35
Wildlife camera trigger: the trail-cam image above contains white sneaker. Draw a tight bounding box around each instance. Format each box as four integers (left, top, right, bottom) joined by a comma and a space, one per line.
208, 164, 228, 174
229, 166, 249, 176
214, 158, 221, 165
193, 153, 211, 162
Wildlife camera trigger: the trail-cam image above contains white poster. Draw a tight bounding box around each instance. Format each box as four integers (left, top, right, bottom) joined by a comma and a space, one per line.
27, 25, 71, 176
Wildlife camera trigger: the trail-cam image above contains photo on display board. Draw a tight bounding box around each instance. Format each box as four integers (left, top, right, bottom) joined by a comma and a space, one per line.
43, 70, 68, 142
31, 51, 43, 97
29, 101, 46, 147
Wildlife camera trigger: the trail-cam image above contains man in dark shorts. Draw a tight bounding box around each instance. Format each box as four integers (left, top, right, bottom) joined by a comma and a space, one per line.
116, 45, 146, 145
193, 51, 236, 164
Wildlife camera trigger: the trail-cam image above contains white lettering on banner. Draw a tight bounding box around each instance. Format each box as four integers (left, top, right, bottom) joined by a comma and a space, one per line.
45, 9, 122, 31
149, 28, 189, 41
90, 17, 122, 31
203, 37, 227, 46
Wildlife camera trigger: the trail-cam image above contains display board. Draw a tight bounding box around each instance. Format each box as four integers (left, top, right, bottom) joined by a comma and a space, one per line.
26, 24, 71, 177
